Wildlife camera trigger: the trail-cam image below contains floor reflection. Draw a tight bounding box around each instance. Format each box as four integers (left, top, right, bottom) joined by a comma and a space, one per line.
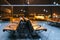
0, 21, 60, 40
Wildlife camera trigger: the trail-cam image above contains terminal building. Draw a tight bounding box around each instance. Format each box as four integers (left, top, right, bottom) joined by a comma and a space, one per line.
0, 0, 60, 40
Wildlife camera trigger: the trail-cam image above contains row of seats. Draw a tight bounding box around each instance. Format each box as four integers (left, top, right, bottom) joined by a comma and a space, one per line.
17, 18, 34, 35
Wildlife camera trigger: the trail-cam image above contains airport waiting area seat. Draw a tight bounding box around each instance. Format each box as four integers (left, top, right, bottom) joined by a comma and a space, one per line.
3, 17, 47, 39
16, 19, 40, 39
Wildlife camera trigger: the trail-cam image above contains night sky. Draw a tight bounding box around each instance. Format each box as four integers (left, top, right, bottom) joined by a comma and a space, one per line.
0, 0, 60, 5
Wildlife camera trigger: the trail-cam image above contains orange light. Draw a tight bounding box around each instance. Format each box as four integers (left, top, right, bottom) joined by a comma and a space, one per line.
53, 13, 56, 16
34, 16, 44, 19
53, 13, 58, 18
5, 9, 11, 13
12, 19, 15, 22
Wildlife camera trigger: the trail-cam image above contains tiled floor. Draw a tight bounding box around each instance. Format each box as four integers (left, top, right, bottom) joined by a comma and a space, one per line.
0, 21, 60, 40
37, 21, 60, 40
